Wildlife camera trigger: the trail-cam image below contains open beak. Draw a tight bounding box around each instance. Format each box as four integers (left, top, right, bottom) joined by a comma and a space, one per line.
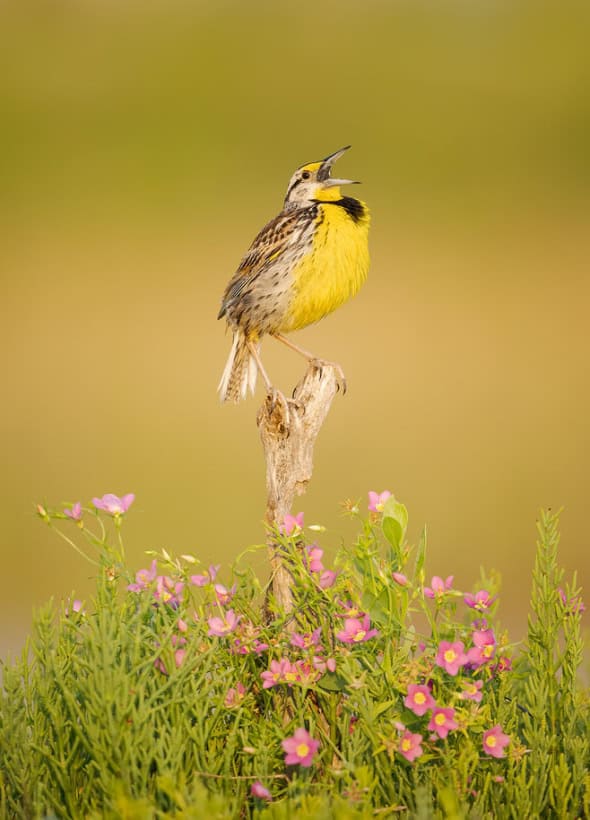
317, 145, 359, 186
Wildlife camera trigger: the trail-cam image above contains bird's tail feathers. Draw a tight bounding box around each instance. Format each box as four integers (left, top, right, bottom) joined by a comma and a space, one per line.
218, 332, 258, 403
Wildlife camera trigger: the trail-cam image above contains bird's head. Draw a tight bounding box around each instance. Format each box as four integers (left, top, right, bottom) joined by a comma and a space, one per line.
283, 145, 358, 208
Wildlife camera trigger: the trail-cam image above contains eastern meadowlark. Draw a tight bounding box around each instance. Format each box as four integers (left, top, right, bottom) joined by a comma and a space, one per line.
218, 146, 370, 403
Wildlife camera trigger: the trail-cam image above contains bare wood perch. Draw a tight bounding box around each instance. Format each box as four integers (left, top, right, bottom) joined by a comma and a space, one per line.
257, 363, 341, 616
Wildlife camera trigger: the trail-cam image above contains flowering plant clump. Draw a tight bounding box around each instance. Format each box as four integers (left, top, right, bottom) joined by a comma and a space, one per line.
0, 491, 587, 818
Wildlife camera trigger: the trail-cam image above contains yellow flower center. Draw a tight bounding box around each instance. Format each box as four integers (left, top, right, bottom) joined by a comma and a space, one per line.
444, 649, 457, 663
414, 692, 426, 704
285, 672, 297, 682
296, 743, 309, 758
435, 713, 446, 726
401, 739, 411, 751
486, 736, 497, 748
483, 645, 493, 657
354, 631, 366, 642
376, 502, 385, 512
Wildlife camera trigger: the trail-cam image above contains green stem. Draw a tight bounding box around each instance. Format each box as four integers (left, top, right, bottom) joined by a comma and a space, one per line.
50, 525, 100, 567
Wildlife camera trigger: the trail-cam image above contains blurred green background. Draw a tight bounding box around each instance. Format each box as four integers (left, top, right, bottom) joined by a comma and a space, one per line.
2, 0, 589, 657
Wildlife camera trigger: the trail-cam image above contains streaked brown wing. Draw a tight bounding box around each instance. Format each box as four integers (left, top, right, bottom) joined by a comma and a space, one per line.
218, 209, 303, 319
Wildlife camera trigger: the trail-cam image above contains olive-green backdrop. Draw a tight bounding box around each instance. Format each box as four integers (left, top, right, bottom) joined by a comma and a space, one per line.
2, 0, 589, 657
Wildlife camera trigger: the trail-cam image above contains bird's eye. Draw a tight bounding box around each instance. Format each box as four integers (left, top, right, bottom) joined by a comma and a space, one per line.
301, 171, 311, 180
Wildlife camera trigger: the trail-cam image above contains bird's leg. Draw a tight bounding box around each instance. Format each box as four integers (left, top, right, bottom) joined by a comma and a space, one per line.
246, 340, 273, 392
272, 333, 347, 394
246, 340, 293, 422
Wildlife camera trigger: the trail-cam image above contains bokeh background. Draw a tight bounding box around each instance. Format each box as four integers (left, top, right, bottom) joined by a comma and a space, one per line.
2, 0, 589, 657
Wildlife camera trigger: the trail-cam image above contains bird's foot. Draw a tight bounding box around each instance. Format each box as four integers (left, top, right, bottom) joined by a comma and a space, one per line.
266, 388, 303, 427
308, 358, 347, 395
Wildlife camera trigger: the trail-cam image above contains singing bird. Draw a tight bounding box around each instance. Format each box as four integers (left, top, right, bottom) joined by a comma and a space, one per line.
217, 146, 370, 403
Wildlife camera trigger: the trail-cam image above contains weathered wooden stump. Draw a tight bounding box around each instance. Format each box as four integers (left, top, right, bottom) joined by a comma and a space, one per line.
257, 363, 341, 616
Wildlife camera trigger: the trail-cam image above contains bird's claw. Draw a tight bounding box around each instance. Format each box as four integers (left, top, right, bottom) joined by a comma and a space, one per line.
267, 388, 304, 426
309, 359, 347, 395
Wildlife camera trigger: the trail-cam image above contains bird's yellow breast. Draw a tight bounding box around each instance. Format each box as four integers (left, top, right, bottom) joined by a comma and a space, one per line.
281, 197, 370, 333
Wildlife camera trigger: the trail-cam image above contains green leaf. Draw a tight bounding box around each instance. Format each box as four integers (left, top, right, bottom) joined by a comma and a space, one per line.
382, 497, 408, 553
373, 700, 398, 718
316, 672, 348, 692
361, 590, 389, 624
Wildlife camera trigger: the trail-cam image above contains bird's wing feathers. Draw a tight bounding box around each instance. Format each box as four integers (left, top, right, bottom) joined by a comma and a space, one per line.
218, 209, 305, 319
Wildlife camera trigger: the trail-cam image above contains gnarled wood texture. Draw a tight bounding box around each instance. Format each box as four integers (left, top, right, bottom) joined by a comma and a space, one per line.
258, 364, 340, 615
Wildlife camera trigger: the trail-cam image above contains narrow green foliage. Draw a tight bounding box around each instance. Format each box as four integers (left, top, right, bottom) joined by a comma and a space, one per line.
512, 509, 589, 819
0, 500, 587, 818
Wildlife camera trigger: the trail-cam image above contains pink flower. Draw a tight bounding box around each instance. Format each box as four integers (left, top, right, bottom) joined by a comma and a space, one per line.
306, 545, 325, 573
282, 727, 320, 767
230, 623, 269, 656
207, 609, 241, 637
312, 655, 337, 673
224, 682, 246, 708
482, 724, 510, 758
64, 502, 82, 521
282, 660, 300, 686
558, 588, 586, 614
460, 679, 483, 702
398, 730, 423, 762
281, 512, 304, 536
92, 493, 135, 515
291, 628, 322, 650
171, 633, 186, 649
154, 632, 187, 675
319, 570, 337, 589
303, 545, 336, 586
261, 658, 295, 689
154, 575, 184, 608
127, 559, 158, 592
404, 684, 435, 716
467, 628, 496, 668
368, 490, 391, 513
336, 615, 379, 644
435, 640, 468, 676
428, 707, 458, 739
464, 590, 497, 611
293, 660, 321, 687
190, 564, 220, 587
392, 572, 408, 586
251, 781, 272, 800
336, 601, 365, 619
214, 583, 236, 605
424, 575, 454, 599
65, 599, 84, 616
492, 656, 513, 674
